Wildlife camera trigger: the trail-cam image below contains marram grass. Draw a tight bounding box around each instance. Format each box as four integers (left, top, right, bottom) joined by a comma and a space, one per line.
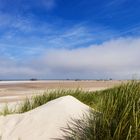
60, 82, 140, 140
0, 81, 140, 140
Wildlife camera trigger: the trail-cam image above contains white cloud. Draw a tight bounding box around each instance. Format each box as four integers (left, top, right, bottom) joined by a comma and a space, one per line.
38, 37, 140, 79
0, 37, 140, 79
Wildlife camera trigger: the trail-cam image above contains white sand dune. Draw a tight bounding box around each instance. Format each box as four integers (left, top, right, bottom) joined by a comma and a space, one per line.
0, 96, 90, 140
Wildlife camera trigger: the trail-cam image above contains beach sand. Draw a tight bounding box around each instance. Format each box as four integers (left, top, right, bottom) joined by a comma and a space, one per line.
0, 80, 125, 103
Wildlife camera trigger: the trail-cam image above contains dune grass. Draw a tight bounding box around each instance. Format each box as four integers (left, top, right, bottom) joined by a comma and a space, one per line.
0, 88, 99, 115
60, 81, 140, 140
0, 81, 139, 140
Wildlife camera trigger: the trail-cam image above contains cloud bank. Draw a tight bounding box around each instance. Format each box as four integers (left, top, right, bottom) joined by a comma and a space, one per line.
0, 37, 140, 79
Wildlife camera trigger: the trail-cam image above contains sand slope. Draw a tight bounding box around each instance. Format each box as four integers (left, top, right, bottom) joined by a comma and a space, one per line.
0, 96, 89, 140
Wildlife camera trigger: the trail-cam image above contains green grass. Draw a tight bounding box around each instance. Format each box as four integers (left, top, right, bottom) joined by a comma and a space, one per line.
0, 81, 140, 140
60, 81, 140, 140
0, 89, 99, 114
0, 104, 12, 116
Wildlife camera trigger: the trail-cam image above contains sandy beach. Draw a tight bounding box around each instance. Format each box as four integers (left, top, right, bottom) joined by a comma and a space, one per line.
0, 80, 125, 103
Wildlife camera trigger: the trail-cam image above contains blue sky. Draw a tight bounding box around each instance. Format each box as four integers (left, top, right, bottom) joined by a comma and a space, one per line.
0, 0, 140, 79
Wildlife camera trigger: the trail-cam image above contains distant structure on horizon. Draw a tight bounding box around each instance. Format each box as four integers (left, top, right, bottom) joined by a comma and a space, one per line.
30, 78, 38, 81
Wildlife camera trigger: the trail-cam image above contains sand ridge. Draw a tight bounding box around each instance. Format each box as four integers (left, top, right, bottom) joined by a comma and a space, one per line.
0, 96, 90, 140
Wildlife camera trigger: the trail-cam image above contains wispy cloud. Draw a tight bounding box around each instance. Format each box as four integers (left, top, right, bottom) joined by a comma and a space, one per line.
0, 37, 140, 79
105, 0, 127, 7
42, 0, 57, 10
0, 14, 116, 60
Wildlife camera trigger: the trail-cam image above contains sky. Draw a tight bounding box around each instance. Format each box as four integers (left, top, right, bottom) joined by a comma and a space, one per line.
0, 0, 140, 80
